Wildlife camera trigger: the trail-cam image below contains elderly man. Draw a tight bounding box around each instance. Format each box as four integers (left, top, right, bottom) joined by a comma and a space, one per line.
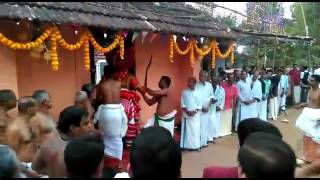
32, 90, 58, 145
196, 71, 215, 147
180, 77, 201, 151
0, 90, 17, 144
236, 71, 259, 126
74, 91, 94, 121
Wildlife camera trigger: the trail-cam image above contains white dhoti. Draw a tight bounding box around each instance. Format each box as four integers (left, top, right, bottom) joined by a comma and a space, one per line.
239, 102, 258, 122
208, 109, 217, 140
94, 104, 128, 160
180, 113, 201, 150
214, 111, 221, 138
293, 86, 301, 104
235, 103, 240, 131
219, 109, 233, 137
144, 110, 177, 137
278, 95, 287, 111
296, 107, 320, 144
258, 99, 268, 121
268, 97, 278, 120
200, 111, 210, 147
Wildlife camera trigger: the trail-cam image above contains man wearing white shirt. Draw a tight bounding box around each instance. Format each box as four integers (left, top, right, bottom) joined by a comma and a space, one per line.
180, 77, 202, 151
314, 65, 320, 76
211, 77, 225, 139
196, 71, 215, 147
250, 71, 262, 117
236, 70, 258, 124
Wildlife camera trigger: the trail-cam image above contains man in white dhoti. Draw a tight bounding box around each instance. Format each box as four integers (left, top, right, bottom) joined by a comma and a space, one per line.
268, 70, 281, 121
221, 74, 238, 135
210, 76, 225, 140
278, 69, 289, 111
95, 65, 128, 169
289, 64, 302, 104
251, 71, 263, 117
142, 76, 176, 137
196, 71, 215, 147
236, 70, 259, 125
258, 71, 271, 121
296, 74, 320, 163
180, 77, 202, 151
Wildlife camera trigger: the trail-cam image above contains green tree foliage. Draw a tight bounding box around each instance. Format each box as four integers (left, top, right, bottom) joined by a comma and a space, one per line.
285, 2, 320, 67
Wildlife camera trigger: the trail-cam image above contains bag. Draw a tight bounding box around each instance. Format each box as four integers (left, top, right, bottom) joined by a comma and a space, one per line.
302, 72, 309, 85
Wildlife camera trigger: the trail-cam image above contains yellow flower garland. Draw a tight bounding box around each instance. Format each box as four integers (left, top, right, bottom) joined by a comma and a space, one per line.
169, 34, 236, 68
215, 42, 234, 58
0, 27, 54, 50
194, 41, 214, 56
189, 39, 195, 67
118, 32, 125, 60
211, 42, 216, 69
50, 32, 59, 71
54, 26, 87, 50
84, 37, 90, 70
169, 34, 174, 63
0, 25, 126, 71
88, 32, 120, 54
173, 37, 192, 55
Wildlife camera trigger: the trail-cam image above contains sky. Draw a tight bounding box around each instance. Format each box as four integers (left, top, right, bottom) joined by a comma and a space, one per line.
214, 2, 294, 20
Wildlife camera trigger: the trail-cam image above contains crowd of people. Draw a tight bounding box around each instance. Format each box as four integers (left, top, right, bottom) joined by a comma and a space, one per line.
0, 63, 320, 178
180, 64, 316, 152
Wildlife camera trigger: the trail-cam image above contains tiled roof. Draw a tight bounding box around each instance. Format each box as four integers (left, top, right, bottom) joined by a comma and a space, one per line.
0, 2, 236, 39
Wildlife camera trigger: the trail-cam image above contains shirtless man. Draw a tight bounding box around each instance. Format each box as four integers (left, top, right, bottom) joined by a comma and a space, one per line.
141, 76, 176, 136
296, 74, 320, 163
6, 97, 38, 165
0, 90, 17, 144
32, 90, 58, 145
32, 105, 93, 178
94, 65, 128, 172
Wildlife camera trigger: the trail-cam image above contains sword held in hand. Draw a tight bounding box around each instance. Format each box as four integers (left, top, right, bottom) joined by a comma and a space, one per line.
144, 55, 152, 87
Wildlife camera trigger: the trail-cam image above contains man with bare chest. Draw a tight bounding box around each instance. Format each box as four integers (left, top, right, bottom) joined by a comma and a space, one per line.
32, 105, 93, 178
0, 90, 17, 145
296, 75, 320, 162
32, 90, 58, 145
141, 76, 176, 136
94, 65, 128, 171
6, 97, 39, 165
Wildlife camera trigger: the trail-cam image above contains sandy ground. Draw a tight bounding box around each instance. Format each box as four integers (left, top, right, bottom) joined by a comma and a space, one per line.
181, 108, 303, 178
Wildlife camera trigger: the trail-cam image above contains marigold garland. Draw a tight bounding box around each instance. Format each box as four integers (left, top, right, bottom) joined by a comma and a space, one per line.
54, 26, 87, 50
0, 27, 54, 50
84, 37, 90, 70
0, 25, 126, 71
189, 40, 195, 67
50, 32, 59, 71
169, 34, 174, 63
194, 41, 214, 56
169, 34, 236, 68
88, 32, 120, 53
211, 42, 216, 69
173, 37, 192, 55
215, 41, 234, 58
230, 46, 235, 64
118, 32, 125, 60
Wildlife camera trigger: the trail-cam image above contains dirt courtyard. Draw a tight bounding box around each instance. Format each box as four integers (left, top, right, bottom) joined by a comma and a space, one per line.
181, 108, 303, 178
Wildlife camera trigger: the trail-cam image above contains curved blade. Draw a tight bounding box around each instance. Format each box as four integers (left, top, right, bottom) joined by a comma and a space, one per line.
144, 55, 153, 87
